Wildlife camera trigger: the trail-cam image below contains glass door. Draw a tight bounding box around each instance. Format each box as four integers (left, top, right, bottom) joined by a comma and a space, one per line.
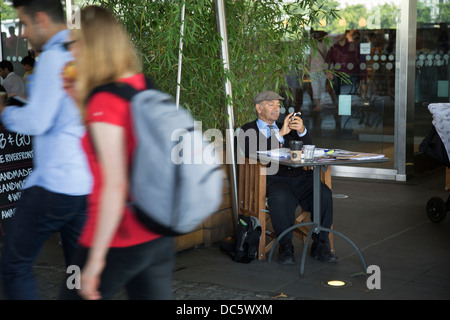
414, 0, 450, 171
297, 0, 402, 175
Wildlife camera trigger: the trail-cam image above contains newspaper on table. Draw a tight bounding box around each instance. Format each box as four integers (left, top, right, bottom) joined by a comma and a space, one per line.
257, 148, 385, 161
257, 148, 290, 158
330, 150, 385, 160
257, 148, 331, 159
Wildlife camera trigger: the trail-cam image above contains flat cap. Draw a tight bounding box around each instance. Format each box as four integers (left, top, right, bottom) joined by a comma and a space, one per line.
253, 91, 284, 105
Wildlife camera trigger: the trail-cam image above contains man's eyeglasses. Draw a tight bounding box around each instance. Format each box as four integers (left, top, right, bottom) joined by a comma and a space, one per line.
62, 40, 77, 51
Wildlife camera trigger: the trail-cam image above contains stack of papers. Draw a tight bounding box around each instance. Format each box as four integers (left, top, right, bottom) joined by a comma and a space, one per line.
330, 150, 385, 160
257, 148, 291, 158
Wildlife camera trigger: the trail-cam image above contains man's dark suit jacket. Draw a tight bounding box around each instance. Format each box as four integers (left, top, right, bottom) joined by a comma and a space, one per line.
239, 119, 313, 178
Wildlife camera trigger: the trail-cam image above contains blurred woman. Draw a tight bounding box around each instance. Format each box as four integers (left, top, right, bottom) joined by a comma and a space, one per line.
60, 5, 174, 300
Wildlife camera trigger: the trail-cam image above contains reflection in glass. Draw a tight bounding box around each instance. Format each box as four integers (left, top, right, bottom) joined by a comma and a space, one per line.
415, 5, 450, 152
280, 1, 402, 169
1, 6, 32, 86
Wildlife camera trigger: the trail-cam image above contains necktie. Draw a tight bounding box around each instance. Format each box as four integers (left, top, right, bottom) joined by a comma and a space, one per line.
267, 124, 276, 138
267, 124, 281, 148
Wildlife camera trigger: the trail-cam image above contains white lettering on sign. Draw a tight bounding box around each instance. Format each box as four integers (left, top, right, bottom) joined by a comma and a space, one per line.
0, 181, 24, 194
0, 168, 33, 182
3, 151, 34, 162
0, 133, 31, 150
1, 208, 16, 219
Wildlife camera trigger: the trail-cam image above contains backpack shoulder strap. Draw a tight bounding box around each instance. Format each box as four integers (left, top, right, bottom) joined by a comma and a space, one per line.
87, 77, 155, 103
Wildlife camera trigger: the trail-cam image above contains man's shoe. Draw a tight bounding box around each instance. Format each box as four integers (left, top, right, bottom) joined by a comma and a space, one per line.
310, 241, 338, 263
278, 243, 295, 265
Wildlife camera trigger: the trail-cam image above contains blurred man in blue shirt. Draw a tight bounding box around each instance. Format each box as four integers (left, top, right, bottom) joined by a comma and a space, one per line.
0, 0, 92, 300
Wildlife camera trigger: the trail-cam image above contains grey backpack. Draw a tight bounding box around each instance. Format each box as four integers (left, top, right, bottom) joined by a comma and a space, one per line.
89, 79, 224, 236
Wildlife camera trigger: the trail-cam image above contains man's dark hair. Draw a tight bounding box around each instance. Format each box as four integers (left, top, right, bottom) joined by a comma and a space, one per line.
0, 61, 14, 72
13, 0, 65, 24
21, 55, 35, 68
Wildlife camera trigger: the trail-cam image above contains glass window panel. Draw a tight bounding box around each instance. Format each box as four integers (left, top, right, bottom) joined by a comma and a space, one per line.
1, 3, 32, 78
415, 0, 450, 169
296, 0, 402, 170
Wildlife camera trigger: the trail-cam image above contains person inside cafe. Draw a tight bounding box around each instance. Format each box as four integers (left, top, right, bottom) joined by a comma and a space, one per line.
21, 55, 35, 87
324, 30, 361, 136
239, 91, 337, 265
0, 60, 27, 98
309, 29, 334, 136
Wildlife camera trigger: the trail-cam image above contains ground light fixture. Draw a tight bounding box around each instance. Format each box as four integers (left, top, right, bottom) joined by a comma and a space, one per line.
321, 280, 352, 288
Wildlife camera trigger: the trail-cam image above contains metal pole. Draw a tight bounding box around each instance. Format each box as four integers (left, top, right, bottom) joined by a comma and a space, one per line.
395, 0, 416, 180
66, 0, 73, 25
176, 1, 186, 109
0, 12, 2, 61
215, 0, 238, 225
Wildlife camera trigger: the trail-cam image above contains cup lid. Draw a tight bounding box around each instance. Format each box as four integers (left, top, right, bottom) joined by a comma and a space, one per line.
289, 140, 303, 150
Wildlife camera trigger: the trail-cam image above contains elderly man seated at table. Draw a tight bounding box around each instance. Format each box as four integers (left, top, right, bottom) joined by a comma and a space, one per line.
239, 91, 337, 265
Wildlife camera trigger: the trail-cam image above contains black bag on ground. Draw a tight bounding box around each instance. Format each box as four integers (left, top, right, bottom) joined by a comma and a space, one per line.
221, 214, 261, 263
419, 125, 450, 168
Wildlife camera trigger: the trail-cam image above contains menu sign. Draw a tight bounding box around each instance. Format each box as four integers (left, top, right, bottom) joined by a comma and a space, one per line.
0, 124, 33, 239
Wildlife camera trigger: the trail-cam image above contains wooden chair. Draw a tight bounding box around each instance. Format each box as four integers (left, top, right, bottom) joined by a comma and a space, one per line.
238, 158, 334, 260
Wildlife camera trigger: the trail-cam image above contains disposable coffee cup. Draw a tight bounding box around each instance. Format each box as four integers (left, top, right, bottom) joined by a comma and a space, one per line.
289, 140, 303, 162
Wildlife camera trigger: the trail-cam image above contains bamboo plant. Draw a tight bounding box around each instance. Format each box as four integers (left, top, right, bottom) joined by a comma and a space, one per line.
89, 0, 338, 131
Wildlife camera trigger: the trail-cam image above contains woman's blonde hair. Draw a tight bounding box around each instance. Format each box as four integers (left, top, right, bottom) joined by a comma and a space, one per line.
77, 5, 142, 106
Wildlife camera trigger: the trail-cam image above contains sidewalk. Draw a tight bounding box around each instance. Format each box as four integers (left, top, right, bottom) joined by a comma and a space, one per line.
1, 166, 449, 300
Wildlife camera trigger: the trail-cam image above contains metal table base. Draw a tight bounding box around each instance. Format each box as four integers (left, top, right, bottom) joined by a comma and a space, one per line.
266, 165, 368, 277
267, 221, 368, 277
